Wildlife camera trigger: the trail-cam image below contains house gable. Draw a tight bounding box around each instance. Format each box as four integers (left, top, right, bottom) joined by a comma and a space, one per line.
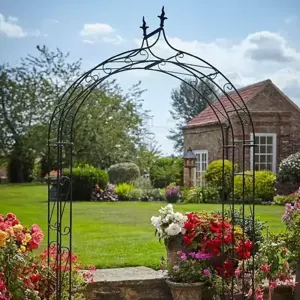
247, 82, 300, 114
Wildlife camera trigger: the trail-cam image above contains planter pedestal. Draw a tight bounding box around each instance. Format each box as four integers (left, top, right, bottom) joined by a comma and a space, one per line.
166, 235, 183, 273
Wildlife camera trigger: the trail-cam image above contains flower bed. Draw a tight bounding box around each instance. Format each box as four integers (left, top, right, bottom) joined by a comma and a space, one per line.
0, 212, 94, 299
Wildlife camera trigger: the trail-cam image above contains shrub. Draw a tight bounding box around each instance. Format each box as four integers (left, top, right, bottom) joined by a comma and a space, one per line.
233, 170, 276, 202
204, 160, 237, 196
108, 163, 140, 184
277, 152, 300, 184
63, 164, 108, 201
127, 188, 143, 201
274, 189, 299, 205
147, 188, 165, 201
274, 195, 294, 206
150, 157, 183, 188
185, 186, 220, 203
115, 183, 135, 201
132, 176, 153, 190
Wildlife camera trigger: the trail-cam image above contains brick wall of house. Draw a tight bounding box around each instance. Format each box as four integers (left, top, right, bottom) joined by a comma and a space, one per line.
183, 83, 300, 187
183, 124, 222, 187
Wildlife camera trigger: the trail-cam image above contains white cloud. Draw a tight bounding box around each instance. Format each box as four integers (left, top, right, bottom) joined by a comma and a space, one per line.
79, 22, 124, 45
0, 13, 46, 38
284, 16, 297, 24
0, 13, 26, 37
132, 30, 300, 105
7, 16, 18, 23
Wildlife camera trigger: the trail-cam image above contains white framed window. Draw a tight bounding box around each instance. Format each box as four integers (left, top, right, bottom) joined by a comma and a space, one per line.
250, 133, 277, 173
194, 150, 208, 186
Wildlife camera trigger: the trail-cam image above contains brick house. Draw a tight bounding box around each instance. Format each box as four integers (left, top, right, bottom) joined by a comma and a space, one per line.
183, 79, 300, 187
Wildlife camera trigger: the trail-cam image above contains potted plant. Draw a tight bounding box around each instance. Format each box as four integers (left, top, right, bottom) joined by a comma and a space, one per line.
166, 250, 215, 300
165, 183, 180, 203
151, 204, 187, 272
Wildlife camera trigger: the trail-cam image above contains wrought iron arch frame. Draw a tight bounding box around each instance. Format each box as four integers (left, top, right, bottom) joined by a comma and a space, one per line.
47, 7, 256, 300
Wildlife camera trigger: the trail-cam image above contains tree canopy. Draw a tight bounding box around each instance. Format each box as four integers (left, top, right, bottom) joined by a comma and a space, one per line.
0, 45, 160, 181
167, 78, 218, 153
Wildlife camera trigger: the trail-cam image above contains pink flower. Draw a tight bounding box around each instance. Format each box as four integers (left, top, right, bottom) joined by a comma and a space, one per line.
269, 280, 277, 290
180, 253, 187, 261
203, 269, 211, 276
6, 213, 16, 221
32, 231, 43, 244
188, 252, 196, 258
234, 268, 242, 277
31, 224, 42, 233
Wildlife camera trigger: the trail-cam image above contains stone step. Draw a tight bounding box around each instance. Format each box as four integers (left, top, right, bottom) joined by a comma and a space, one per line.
85, 267, 172, 300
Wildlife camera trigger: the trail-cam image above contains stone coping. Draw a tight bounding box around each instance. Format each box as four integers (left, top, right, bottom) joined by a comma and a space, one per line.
90, 267, 167, 283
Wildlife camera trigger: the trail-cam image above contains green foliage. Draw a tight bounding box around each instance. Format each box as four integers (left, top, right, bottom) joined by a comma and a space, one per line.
205, 160, 236, 196
0, 46, 82, 158
7, 142, 35, 183
277, 152, 300, 184
132, 176, 153, 190
73, 83, 160, 170
234, 170, 276, 202
167, 78, 218, 152
147, 188, 165, 201
225, 208, 266, 254
108, 162, 140, 184
115, 183, 135, 201
185, 186, 219, 203
63, 164, 108, 201
274, 195, 295, 206
127, 188, 143, 201
150, 157, 183, 188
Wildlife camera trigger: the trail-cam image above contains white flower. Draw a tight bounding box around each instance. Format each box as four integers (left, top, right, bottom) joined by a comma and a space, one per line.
151, 216, 162, 228
165, 223, 181, 236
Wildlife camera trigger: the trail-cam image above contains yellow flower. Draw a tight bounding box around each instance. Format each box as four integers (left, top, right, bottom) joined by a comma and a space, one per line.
20, 245, 26, 253
0, 230, 8, 247
13, 224, 23, 232
22, 233, 31, 245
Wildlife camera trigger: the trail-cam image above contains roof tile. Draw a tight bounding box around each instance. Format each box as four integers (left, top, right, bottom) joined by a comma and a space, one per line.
187, 79, 271, 127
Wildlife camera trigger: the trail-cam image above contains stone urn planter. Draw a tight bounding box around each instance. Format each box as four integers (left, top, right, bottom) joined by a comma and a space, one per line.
166, 279, 205, 300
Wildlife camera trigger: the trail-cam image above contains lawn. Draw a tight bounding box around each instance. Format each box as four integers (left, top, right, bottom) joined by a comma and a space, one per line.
0, 184, 285, 269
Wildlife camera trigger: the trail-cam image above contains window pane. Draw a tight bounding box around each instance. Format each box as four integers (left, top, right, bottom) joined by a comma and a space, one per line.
267, 146, 273, 154
260, 163, 267, 170
267, 155, 273, 162
260, 145, 266, 153
255, 164, 260, 170
267, 163, 273, 171
267, 136, 273, 144
255, 137, 259, 144
260, 155, 266, 163
260, 136, 266, 144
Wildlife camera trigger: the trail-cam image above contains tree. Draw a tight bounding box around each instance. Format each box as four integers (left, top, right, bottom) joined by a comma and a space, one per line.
150, 156, 183, 188
167, 78, 218, 152
72, 81, 160, 169
0, 46, 82, 155
0, 45, 82, 181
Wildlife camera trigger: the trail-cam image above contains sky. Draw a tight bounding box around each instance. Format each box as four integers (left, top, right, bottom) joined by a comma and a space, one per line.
1, 0, 300, 155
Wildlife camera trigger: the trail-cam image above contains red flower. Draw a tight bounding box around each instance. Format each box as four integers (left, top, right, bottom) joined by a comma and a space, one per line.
260, 264, 271, 273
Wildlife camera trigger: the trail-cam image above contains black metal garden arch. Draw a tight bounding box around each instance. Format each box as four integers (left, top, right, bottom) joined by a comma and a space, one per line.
47, 7, 256, 300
